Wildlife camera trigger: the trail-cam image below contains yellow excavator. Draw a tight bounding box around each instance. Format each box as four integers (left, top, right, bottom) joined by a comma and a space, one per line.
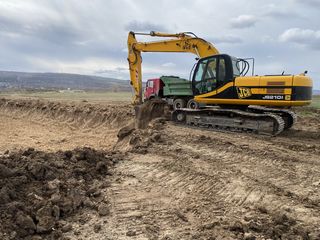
127, 31, 313, 135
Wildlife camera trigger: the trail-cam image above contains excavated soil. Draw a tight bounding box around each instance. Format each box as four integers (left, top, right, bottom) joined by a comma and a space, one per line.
0, 98, 133, 151
0, 147, 125, 240
0, 98, 320, 239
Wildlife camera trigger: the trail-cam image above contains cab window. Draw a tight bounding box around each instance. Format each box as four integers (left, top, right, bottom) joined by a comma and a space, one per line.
204, 59, 217, 80
218, 58, 226, 84
231, 57, 240, 77
194, 59, 207, 82
193, 55, 233, 95
203, 58, 217, 93
148, 80, 154, 88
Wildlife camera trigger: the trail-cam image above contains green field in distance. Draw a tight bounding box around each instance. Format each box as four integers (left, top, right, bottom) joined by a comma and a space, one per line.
0, 90, 132, 103
311, 95, 320, 108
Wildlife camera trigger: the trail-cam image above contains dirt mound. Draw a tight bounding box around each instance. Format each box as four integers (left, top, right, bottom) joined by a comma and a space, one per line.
0, 147, 124, 240
116, 100, 170, 152
0, 98, 134, 129
223, 210, 311, 239
116, 117, 168, 153
134, 99, 170, 129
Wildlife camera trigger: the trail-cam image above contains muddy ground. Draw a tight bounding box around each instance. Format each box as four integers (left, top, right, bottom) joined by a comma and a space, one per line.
0, 98, 319, 240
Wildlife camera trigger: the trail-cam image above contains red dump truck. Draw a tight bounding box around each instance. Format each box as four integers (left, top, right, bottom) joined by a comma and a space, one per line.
144, 76, 200, 109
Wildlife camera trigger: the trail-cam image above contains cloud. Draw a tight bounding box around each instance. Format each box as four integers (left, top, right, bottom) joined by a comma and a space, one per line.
294, 0, 320, 7
94, 67, 128, 79
95, 67, 127, 74
279, 28, 320, 50
125, 20, 168, 32
210, 35, 243, 44
260, 35, 274, 43
0, 5, 84, 45
161, 62, 176, 67
230, 15, 257, 28
264, 9, 301, 19
0, 1, 319, 89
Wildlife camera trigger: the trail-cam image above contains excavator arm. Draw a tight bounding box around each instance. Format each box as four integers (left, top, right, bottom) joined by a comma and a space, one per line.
127, 31, 219, 104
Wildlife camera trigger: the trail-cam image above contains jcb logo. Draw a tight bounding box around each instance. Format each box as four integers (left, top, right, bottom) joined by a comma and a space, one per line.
237, 87, 252, 99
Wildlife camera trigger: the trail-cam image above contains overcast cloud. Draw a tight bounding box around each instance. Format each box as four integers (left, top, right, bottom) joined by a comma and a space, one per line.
0, 0, 319, 88
230, 15, 258, 28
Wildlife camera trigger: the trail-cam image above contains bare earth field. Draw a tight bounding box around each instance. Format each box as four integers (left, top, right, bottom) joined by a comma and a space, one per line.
0, 96, 320, 240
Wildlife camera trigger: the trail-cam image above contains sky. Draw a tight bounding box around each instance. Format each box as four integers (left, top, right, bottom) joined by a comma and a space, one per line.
0, 0, 319, 89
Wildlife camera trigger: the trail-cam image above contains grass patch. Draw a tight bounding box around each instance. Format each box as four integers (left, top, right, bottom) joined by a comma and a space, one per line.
311, 95, 320, 109
0, 90, 132, 103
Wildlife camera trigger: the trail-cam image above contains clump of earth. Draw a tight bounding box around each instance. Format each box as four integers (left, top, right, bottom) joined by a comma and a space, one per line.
0, 147, 124, 240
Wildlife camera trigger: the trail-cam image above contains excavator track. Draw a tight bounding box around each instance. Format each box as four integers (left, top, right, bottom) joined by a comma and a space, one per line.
247, 106, 297, 130
172, 108, 285, 136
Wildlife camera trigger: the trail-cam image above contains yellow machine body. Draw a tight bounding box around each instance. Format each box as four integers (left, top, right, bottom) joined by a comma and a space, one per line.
195, 74, 313, 106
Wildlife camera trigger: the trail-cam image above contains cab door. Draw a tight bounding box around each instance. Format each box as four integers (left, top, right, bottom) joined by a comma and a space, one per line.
193, 55, 232, 96
144, 79, 155, 99
193, 56, 218, 96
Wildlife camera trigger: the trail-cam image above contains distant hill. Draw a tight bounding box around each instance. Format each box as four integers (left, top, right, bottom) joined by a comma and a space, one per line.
0, 71, 131, 91
313, 89, 320, 95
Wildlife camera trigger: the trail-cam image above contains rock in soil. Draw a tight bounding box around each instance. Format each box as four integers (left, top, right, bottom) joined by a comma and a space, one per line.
97, 203, 110, 216
93, 224, 102, 233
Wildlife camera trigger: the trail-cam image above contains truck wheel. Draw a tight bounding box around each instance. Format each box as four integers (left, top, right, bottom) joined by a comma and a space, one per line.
187, 99, 199, 109
172, 111, 186, 123
173, 98, 186, 110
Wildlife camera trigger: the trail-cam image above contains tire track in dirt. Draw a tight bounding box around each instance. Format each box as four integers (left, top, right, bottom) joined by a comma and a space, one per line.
105, 146, 319, 239
105, 112, 320, 238
106, 156, 232, 239
105, 156, 186, 239
143, 124, 320, 236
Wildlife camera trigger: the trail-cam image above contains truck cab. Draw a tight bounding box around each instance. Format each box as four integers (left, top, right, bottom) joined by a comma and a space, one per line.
144, 78, 164, 100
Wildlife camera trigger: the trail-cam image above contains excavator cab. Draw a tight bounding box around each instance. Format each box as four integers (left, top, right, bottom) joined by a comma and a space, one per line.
192, 54, 235, 95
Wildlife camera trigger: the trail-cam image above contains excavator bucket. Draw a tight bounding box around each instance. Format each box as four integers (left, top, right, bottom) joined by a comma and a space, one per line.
134, 99, 169, 129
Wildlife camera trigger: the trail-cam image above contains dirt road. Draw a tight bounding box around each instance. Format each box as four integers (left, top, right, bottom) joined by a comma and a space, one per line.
0, 98, 319, 239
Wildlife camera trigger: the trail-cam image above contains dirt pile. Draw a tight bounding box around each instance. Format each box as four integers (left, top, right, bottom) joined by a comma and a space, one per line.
134, 99, 170, 129
0, 147, 124, 240
116, 99, 170, 152
0, 98, 134, 129
222, 210, 312, 239
116, 117, 168, 153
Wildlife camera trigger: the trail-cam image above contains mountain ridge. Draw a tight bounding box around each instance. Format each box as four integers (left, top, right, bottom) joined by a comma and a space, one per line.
0, 70, 131, 91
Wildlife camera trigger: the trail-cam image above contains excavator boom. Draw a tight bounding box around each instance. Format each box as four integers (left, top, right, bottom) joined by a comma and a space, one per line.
127, 31, 219, 104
